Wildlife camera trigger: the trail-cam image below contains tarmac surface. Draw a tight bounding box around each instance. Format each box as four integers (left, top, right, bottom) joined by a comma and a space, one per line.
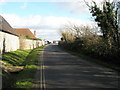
34, 44, 120, 89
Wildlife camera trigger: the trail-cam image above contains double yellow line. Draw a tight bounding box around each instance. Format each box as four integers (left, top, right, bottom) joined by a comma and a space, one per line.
40, 50, 46, 90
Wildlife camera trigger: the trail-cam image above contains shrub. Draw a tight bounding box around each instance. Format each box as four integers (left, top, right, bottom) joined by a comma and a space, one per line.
59, 24, 120, 65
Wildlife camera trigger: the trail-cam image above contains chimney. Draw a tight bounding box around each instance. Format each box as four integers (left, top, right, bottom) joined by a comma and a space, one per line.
34, 30, 36, 37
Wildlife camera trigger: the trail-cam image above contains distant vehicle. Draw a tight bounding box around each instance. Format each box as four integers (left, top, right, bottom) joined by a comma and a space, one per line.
45, 40, 51, 45
53, 41, 59, 44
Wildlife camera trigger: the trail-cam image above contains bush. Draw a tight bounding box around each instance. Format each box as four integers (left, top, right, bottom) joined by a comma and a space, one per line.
59, 24, 120, 65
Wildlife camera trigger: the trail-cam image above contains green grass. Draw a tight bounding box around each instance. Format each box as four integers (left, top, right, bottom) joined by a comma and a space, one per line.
2, 49, 31, 88
2, 49, 31, 66
14, 65, 37, 88
2, 46, 45, 88
12, 46, 45, 88
59, 46, 120, 72
23, 46, 44, 65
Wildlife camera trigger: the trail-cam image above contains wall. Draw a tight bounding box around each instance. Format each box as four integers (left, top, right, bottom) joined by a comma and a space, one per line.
0, 31, 45, 54
19, 38, 45, 50
0, 31, 19, 54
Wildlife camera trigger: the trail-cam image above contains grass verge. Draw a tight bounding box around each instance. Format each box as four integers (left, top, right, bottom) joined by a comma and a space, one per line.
1, 45, 45, 88
13, 46, 45, 88
2, 49, 31, 88
2, 49, 31, 66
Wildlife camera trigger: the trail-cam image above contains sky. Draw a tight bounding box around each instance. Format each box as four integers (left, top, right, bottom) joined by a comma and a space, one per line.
0, 0, 117, 41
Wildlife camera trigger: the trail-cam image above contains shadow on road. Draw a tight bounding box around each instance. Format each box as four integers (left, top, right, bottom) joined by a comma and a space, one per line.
34, 44, 120, 89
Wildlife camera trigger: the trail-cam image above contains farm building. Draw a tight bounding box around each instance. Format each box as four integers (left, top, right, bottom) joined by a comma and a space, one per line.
14, 28, 44, 50
14, 28, 37, 39
0, 15, 19, 54
0, 15, 44, 54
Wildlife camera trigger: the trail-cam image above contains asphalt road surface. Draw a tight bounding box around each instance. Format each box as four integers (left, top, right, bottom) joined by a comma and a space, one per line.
34, 44, 120, 89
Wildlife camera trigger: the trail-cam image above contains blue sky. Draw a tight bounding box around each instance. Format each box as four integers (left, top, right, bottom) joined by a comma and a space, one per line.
0, 1, 95, 41
1, 2, 91, 19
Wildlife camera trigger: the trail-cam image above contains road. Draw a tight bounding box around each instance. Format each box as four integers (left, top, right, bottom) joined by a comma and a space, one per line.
34, 44, 120, 89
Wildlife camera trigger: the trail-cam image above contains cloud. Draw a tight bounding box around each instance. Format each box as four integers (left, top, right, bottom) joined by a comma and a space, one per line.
34, 29, 61, 41
2, 13, 93, 28
55, 0, 116, 15
20, 2, 28, 9
56, 1, 89, 15
0, 0, 6, 5
1, 14, 96, 40
1, 14, 42, 28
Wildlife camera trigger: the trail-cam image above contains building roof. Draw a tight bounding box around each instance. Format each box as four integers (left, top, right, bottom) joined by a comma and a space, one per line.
0, 15, 18, 36
14, 28, 36, 39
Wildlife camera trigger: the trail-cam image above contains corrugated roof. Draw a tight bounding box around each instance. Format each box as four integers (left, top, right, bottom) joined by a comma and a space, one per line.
14, 28, 36, 39
0, 15, 18, 36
